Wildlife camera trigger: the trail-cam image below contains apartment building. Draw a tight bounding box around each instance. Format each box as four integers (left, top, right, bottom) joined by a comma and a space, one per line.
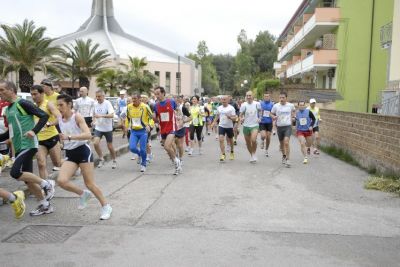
275, 0, 395, 113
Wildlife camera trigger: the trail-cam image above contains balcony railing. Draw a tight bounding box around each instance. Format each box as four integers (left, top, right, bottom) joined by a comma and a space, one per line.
380, 22, 392, 49
278, 8, 340, 61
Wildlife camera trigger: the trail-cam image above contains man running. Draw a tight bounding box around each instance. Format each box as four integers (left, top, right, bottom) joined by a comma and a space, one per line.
153, 86, 182, 175
56, 94, 112, 220
240, 91, 262, 163
93, 90, 117, 169
41, 79, 59, 106
212, 95, 237, 162
0, 80, 55, 216
259, 92, 274, 157
74, 86, 95, 128
307, 98, 322, 155
126, 92, 153, 172
30, 85, 62, 179
175, 95, 191, 164
271, 92, 296, 167
116, 90, 127, 138
141, 94, 155, 163
295, 101, 316, 164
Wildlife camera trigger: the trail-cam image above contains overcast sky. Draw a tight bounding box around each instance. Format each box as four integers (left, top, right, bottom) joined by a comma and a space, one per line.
0, 0, 302, 55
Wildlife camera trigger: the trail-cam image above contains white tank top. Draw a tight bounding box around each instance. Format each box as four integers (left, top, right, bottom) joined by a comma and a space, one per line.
58, 113, 88, 150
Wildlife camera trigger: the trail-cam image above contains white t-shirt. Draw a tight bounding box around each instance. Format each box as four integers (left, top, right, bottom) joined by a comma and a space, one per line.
94, 100, 114, 132
271, 102, 295, 127
74, 96, 95, 117
240, 101, 261, 127
216, 104, 236, 128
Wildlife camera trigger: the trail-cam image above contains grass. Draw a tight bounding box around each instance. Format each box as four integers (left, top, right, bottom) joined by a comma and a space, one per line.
320, 145, 359, 167
321, 145, 400, 197
365, 176, 400, 196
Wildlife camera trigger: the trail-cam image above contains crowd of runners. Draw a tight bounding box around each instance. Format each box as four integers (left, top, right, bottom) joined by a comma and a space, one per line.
0, 80, 322, 221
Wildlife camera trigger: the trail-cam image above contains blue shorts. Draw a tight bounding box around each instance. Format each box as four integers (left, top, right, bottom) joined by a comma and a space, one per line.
161, 132, 175, 140
175, 127, 186, 138
207, 116, 214, 123
65, 144, 94, 164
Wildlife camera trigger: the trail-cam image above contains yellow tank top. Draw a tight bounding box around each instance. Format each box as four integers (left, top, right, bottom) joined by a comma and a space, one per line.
44, 92, 59, 106
126, 103, 153, 130
190, 105, 203, 126
36, 100, 58, 141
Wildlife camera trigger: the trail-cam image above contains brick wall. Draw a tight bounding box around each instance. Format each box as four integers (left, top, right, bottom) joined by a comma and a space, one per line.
319, 109, 400, 176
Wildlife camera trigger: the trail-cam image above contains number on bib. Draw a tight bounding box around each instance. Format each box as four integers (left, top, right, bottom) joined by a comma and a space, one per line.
299, 118, 307, 126
263, 110, 270, 117
131, 118, 141, 127
160, 112, 170, 122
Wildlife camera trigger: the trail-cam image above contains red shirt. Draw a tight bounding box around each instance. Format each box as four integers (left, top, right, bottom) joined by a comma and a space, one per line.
155, 99, 177, 135
0, 99, 10, 128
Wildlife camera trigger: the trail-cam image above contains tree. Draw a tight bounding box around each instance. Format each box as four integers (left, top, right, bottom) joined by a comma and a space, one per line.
0, 20, 63, 92
63, 39, 110, 88
96, 69, 122, 96
123, 56, 156, 94
212, 54, 236, 93
251, 31, 278, 73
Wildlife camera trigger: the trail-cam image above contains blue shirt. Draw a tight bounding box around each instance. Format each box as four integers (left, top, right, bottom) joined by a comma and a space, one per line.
154, 99, 177, 116
260, 101, 274, 124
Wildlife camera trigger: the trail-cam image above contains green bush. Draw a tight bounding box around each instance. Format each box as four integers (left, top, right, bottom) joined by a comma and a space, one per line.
255, 79, 280, 99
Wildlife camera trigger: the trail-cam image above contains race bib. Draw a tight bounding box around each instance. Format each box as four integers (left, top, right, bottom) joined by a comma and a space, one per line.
160, 112, 169, 122
299, 118, 307, 126
9, 123, 13, 138
131, 118, 141, 127
263, 110, 270, 117
193, 117, 199, 125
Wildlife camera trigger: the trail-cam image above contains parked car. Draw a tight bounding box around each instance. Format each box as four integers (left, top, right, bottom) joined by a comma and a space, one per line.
105, 97, 120, 130
17, 92, 33, 102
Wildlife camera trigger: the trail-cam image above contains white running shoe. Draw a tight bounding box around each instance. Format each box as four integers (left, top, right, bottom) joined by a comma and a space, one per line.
253, 155, 258, 163
100, 204, 112, 220
188, 148, 193, 156
97, 159, 105, 168
285, 160, 291, 168
78, 190, 92, 210
111, 160, 117, 169
52, 166, 61, 172
44, 180, 56, 201
265, 150, 269, 157
185, 147, 190, 152
140, 165, 146, 172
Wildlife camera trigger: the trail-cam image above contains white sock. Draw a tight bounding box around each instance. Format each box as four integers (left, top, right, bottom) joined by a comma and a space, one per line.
8, 193, 16, 202
40, 180, 50, 188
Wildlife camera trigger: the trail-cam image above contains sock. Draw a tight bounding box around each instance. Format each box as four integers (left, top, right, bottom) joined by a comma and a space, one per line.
8, 193, 16, 203
40, 180, 50, 188
40, 199, 49, 207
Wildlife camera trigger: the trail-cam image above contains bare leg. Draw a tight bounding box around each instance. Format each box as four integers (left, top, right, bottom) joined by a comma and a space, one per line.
107, 143, 116, 160
283, 137, 291, 160
48, 142, 62, 168
219, 135, 225, 154
265, 131, 271, 150
80, 162, 107, 206
164, 134, 177, 160
36, 146, 49, 179
57, 161, 82, 195
250, 130, 258, 154
93, 137, 103, 159
244, 134, 252, 155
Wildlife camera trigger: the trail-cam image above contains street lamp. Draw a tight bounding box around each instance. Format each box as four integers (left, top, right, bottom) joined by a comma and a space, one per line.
66, 57, 74, 96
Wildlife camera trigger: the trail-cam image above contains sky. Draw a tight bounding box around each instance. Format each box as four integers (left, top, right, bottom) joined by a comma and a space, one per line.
0, 0, 303, 55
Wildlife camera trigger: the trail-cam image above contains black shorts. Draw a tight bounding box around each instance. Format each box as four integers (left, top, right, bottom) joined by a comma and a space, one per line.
218, 126, 234, 139
175, 127, 186, 138
259, 123, 273, 132
39, 135, 60, 150
10, 148, 37, 179
313, 126, 319, 133
65, 144, 94, 164
147, 127, 153, 143
277, 126, 292, 141
84, 117, 93, 128
94, 130, 113, 143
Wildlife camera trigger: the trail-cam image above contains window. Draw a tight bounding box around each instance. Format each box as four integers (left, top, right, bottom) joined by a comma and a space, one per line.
322, 75, 327, 89
322, 0, 336, 7
176, 72, 181, 95
165, 72, 171, 93
154, 71, 160, 85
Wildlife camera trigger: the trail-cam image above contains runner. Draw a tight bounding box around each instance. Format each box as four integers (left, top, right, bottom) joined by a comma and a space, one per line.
212, 95, 237, 162
74, 86, 95, 128
141, 94, 155, 163
0, 188, 25, 219
56, 94, 112, 220
183, 101, 191, 152
211, 97, 220, 140
175, 95, 191, 164
0, 80, 55, 216
116, 90, 127, 138
271, 92, 296, 167
153, 86, 182, 175
126, 92, 153, 172
295, 101, 316, 164
30, 85, 62, 179
259, 92, 274, 157
188, 95, 206, 155
41, 79, 59, 106
93, 90, 117, 169
307, 98, 322, 155
240, 91, 262, 163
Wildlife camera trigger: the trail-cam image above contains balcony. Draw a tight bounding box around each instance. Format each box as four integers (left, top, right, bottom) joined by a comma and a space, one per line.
286, 49, 338, 78
278, 8, 340, 61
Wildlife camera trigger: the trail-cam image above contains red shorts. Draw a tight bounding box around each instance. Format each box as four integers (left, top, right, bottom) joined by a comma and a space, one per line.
296, 130, 313, 137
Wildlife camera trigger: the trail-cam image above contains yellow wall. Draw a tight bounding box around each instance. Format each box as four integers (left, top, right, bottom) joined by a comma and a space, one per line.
389, 0, 400, 83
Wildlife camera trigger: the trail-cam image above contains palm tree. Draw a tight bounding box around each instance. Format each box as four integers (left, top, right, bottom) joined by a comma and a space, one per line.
0, 20, 63, 92
96, 69, 124, 96
63, 39, 110, 88
122, 56, 156, 94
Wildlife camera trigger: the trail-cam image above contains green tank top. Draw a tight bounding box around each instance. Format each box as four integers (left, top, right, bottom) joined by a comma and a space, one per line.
5, 99, 38, 153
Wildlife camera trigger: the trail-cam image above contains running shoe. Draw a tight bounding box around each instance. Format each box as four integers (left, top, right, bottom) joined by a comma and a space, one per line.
30, 204, 54, 216
188, 148, 193, 156
282, 155, 287, 165
97, 159, 105, 168
52, 166, 61, 172
111, 160, 117, 169
100, 204, 112, 220
229, 152, 234, 160
253, 155, 258, 163
131, 155, 136, 160
78, 190, 92, 210
234, 140, 237, 146
220, 154, 226, 162
199, 148, 203, 155
285, 160, 291, 168
303, 157, 308, 164
43, 180, 55, 201
307, 148, 311, 156
11, 191, 25, 219
140, 165, 146, 173
313, 149, 320, 155
249, 155, 256, 163
177, 159, 183, 173
265, 150, 269, 157
185, 147, 190, 152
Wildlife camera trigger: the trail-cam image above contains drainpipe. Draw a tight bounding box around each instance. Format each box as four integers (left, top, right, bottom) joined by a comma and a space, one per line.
367, 0, 375, 113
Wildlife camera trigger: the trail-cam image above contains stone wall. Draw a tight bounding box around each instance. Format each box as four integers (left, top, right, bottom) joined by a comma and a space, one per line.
319, 109, 400, 176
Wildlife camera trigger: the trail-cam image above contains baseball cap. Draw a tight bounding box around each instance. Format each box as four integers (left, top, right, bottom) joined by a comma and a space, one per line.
40, 79, 53, 87
309, 98, 316, 104
119, 90, 126, 95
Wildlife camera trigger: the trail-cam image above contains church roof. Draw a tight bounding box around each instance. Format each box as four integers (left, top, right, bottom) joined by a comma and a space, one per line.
53, 0, 194, 65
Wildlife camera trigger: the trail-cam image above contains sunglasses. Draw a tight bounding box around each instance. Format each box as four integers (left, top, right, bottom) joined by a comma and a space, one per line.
41, 82, 52, 87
